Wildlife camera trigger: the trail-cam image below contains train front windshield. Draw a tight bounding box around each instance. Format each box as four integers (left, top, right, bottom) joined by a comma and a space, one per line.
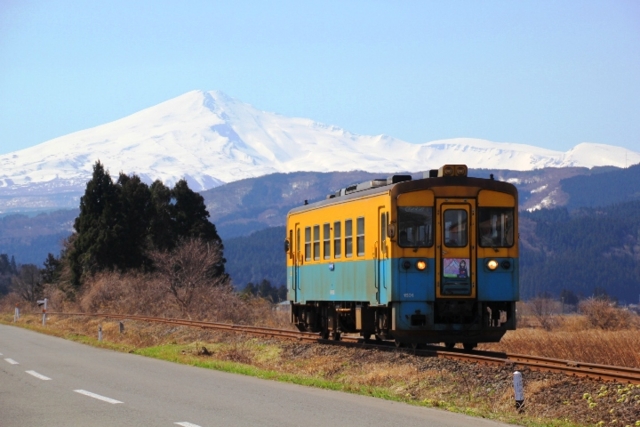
397, 206, 433, 247
478, 208, 514, 247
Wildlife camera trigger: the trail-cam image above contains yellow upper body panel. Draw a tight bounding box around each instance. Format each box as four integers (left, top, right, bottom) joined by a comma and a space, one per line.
286, 192, 390, 266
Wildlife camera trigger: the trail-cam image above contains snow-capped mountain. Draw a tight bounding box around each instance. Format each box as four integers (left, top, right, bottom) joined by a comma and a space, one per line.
1, 90, 639, 212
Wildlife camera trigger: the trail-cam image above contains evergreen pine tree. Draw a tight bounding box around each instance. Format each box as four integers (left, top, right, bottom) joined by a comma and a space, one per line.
68, 161, 121, 288
41, 253, 61, 284
149, 180, 176, 251
116, 173, 153, 270
171, 179, 225, 275
62, 163, 227, 289
172, 179, 220, 241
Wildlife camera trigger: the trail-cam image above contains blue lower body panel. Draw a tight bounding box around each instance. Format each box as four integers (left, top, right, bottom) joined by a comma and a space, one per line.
477, 258, 519, 301
289, 259, 379, 304
288, 256, 518, 344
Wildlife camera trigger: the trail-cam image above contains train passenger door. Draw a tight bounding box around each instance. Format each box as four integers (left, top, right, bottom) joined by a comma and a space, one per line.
293, 223, 301, 301
376, 208, 388, 304
435, 200, 476, 299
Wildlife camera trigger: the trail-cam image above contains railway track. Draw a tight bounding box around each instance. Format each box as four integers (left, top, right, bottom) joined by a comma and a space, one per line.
47, 312, 640, 385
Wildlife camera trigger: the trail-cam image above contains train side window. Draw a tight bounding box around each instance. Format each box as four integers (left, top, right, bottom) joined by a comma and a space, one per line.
323, 223, 331, 259
345, 219, 353, 258
305, 227, 311, 261
334, 221, 341, 259
443, 209, 468, 247
478, 208, 514, 247
398, 207, 433, 247
313, 225, 320, 261
356, 217, 365, 257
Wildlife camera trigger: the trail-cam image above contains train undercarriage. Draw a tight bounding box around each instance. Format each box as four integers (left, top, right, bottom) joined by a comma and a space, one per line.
291, 300, 515, 351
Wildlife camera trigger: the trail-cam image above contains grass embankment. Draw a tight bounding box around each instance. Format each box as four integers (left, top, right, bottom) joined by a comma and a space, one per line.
493, 299, 640, 368
3, 313, 640, 427
484, 327, 640, 368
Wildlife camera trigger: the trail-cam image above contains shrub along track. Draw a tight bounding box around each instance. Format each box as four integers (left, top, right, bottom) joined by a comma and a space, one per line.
50, 312, 640, 385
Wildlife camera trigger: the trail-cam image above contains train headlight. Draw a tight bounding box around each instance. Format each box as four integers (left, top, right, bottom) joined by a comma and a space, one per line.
455, 165, 468, 176
416, 260, 427, 271
402, 260, 412, 270
501, 260, 511, 270
487, 259, 499, 271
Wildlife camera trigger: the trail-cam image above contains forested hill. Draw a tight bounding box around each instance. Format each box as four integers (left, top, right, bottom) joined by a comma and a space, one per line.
519, 200, 640, 303
560, 163, 640, 210
223, 226, 286, 289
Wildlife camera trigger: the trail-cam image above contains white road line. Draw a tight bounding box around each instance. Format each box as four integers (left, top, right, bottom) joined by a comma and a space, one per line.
4, 358, 19, 365
26, 370, 52, 380
175, 423, 202, 427
74, 389, 123, 404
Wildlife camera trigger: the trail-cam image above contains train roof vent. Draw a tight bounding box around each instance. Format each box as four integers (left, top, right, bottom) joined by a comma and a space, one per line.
423, 169, 439, 178
331, 188, 346, 198
331, 178, 389, 198
386, 174, 412, 184
344, 184, 358, 194
355, 179, 387, 192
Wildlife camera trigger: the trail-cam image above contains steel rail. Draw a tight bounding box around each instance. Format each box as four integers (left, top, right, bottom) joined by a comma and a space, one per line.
47, 312, 319, 341
322, 339, 640, 384
45, 312, 640, 384
503, 353, 640, 384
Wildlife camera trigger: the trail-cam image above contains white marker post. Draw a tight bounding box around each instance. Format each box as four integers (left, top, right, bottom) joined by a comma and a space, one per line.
14, 305, 19, 322
98, 325, 102, 342
513, 371, 525, 412
37, 299, 47, 326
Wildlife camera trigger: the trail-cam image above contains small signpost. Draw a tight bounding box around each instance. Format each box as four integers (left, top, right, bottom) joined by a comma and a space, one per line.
513, 371, 525, 412
13, 305, 19, 322
37, 298, 47, 326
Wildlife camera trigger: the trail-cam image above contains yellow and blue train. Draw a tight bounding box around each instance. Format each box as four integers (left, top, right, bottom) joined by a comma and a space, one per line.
285, 165, 518, 349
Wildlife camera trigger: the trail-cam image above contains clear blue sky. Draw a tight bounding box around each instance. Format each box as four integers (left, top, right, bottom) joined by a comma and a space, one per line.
1, 0, 639, 155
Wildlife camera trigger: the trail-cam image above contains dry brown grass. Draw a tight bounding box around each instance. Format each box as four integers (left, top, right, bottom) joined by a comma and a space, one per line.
489, 299, 640, 368
481, 303, 640, 368
58, 270, 290, 328
483, 327, 640, 367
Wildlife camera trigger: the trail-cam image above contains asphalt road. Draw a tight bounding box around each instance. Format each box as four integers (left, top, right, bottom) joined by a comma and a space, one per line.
0, 324, 516, 427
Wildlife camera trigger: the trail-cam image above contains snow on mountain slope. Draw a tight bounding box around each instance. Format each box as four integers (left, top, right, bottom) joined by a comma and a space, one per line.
1, 90, 638, 207
562, 142, 638, 168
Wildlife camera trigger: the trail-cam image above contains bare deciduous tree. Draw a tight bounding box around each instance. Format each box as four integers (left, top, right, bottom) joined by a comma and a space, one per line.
529, 297, 559, 331
579, 298, 632, 330
150, 238, 228, 318
12, 264, 44, 303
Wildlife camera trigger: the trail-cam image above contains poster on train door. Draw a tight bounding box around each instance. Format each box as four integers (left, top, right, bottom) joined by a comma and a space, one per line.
443, 258, 469, 279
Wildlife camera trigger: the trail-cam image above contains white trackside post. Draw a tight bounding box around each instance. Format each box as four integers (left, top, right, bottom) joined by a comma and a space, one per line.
39, 298, 48, 326
513, 371, 524, 412
14, 305, 19, 322
98, 325, 102, 342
